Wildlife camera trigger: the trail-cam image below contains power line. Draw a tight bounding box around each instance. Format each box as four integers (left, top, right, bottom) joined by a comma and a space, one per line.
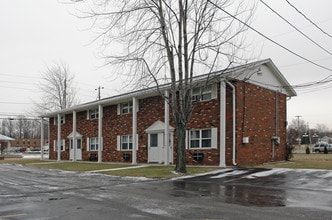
207, 0, 332, 72
0, 85, 37, 92
0, 102, 37, 105
259, 0, 332, 56
0, 73, 40, 79
285, 0, 332, 39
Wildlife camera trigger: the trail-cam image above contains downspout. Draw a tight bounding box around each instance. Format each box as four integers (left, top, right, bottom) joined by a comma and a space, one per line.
226, 81, 237, 166
272, 89, 279, 160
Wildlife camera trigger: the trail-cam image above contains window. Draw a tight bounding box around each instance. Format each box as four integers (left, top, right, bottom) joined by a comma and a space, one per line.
70, 139, 82, 149
121, 135, 133, 150
88, 109, 99, 119
89, 137, 99, 151
190, 129, 212, 149
54, 139, 65, 151
192, 85, 213, 101
150, 134, 158, 147
121, 102, 133, 114
54, 115, 65, 125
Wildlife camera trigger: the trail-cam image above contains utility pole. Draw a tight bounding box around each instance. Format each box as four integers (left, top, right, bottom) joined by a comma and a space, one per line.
295, 115, 302, 145
95, 86, 104, 100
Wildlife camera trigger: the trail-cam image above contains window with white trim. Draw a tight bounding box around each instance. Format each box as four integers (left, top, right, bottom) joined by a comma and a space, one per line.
89, 137, 99, 151
192, 85, 214, 101
121, 135, 133, 150
54, 139, 65, 151
190, 129, 212, 149
88, 109, 99, 119
54, 115, 65, 125
121, 102, 133, 114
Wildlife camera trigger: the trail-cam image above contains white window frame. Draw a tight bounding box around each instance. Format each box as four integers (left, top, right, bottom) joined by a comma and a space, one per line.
192, 85, 217, 101
120, 135, 133, 150
54, 139, 65, 151
121, 102, 133, 114
189, 128, 217, 149
88, 109, 99, 120
89, 137, 99, 151
54, 115, 65, 125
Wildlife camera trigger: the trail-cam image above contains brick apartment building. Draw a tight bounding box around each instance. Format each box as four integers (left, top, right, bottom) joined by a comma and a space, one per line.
43, 59, 296, 166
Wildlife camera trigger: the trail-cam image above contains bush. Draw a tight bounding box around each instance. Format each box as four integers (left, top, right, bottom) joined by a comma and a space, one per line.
286, 143, 294, 161
306, 146, 311, 154
324, 146, 328, 154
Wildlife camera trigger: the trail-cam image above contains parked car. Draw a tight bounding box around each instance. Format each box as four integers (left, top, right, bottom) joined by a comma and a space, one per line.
313, 143, 332, 153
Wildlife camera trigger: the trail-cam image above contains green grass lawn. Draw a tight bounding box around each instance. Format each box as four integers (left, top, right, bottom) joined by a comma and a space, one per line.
253, 153, 332, 170
1, 153, 331, 178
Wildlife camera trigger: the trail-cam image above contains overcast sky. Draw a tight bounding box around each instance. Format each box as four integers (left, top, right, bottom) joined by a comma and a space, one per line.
1, 0, 332, 129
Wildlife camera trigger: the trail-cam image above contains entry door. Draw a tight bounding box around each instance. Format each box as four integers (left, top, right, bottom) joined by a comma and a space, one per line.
148, 133, 163, 163
70, 139, 82, 160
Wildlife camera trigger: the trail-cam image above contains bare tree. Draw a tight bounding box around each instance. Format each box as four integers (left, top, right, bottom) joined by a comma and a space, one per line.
287, 118, 307, 145
35, 61, 78, 114
315, 123, 330, 138
74, 0, 255, 172
1, 119, 15, 138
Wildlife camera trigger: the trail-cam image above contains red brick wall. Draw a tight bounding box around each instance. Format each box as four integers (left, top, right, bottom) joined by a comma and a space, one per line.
225, 81, 287, 166
186, 92, 220, 165
49, 81, 288, 166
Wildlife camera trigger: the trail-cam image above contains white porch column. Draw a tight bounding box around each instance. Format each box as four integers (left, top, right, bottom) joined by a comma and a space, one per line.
73, 111, 77, 162
132, 97, 137, 165
219, 81, 226, 167
57, 114, 61, 162
98, 104, 103, 163
40, 117, 44, 160
164, 90, 170, 165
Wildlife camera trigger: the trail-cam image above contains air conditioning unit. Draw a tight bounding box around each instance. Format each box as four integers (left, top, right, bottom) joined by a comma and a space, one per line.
192, 95, 201, 101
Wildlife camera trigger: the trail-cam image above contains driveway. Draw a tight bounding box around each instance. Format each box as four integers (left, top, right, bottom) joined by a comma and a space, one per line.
0, 164, 331, 220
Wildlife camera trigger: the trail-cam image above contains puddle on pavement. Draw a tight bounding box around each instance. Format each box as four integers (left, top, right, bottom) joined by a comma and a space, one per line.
171, 180, 286, 207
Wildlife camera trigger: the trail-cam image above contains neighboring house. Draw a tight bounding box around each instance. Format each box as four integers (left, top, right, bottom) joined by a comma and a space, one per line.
319, 136, 331, 144
42, 59, 296, 166
10, 138, 48, 150
0, 134, 15, 154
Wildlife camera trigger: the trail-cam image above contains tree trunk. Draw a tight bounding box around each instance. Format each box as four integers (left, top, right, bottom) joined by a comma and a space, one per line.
175, 122, 187, 173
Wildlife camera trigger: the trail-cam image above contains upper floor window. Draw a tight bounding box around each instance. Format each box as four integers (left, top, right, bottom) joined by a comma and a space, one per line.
192, 85, 217, 101
54, 115, 65, 125
88, 109, 99, 120
121, 102, 133, 114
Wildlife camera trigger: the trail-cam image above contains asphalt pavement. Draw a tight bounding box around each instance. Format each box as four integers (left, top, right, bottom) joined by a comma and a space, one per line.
0, 164, 331, 220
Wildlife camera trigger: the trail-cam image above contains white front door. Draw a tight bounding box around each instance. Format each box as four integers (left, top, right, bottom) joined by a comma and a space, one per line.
148, 133, 173, 163
70, 138, 82, 160
148, 133, 162, 163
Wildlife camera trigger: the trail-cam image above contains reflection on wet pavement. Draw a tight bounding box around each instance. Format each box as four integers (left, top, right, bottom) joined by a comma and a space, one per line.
172, 178, 286, 207
171, 168, 332, 210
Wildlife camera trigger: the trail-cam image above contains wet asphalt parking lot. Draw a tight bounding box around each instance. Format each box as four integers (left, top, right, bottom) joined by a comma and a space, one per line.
0, 164, 331, 220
